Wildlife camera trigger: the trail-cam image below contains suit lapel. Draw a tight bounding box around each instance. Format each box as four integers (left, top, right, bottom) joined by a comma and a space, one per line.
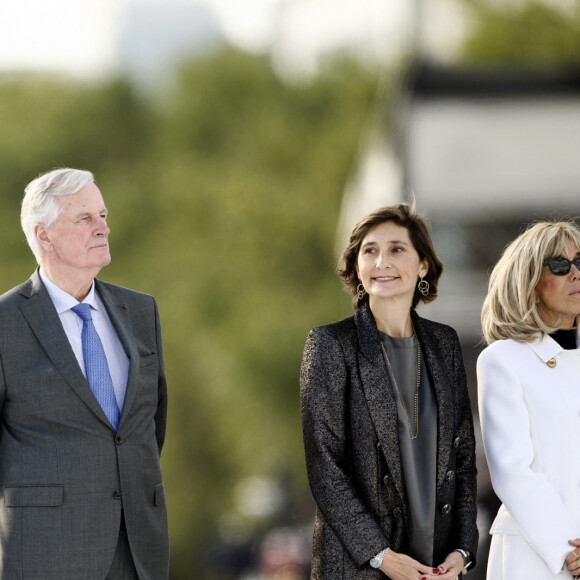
355, 306, 405, 500
95, 280, 139, 429
18, 271, 111, 426
413, 312, 453, 490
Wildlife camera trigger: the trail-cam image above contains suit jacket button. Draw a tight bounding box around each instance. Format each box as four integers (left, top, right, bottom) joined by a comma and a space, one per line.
393, 507, 403, 518
116, 437, 123, 445
383, 474, 391, 485
113, 491, 122, 500
376, 442, 383, 450
445, 470, 455, 481
453, 437, 460, 449
441, 503, 452, 515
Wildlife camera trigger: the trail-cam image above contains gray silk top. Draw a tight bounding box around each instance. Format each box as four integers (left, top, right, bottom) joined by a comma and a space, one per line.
380, 332, 437, 566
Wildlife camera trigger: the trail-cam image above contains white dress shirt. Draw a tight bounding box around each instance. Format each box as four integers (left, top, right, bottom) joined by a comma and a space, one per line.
39, 268, 130, 412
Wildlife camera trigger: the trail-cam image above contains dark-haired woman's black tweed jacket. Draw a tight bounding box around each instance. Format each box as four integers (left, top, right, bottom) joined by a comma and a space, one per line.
300, 305, 478, 578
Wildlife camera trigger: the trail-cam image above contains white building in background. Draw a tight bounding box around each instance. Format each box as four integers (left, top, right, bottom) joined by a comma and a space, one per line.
406, 69, 580, 220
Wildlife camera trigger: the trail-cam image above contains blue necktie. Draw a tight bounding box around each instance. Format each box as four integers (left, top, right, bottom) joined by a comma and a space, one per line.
71, 303, 120, 431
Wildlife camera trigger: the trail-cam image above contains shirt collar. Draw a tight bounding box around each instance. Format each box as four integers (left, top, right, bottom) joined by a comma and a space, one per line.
38, 268, 98, 314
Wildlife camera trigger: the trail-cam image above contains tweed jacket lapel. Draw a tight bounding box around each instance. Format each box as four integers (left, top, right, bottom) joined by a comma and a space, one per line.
412, 311, 454, 490
95, 279, 140, 430
18, 270, 110, 426
355, 306, 405, 500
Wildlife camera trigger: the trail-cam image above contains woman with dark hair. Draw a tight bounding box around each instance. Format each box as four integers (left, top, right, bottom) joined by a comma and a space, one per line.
300, 204, 478, 579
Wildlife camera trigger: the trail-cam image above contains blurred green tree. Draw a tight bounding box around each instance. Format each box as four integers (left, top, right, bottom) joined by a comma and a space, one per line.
460, 0, 580, 67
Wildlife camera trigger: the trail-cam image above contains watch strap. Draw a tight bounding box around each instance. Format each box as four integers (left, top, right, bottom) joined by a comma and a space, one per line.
370, 547, 389, 569
454, 548, 471, 573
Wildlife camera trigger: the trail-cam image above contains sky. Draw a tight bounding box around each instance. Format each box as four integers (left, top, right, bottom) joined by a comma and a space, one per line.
0, 0, 120, 75
0, 0, 411, 81
0, 0, 284, 77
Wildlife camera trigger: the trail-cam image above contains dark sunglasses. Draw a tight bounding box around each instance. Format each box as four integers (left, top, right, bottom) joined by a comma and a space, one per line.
543, 257, 580, 275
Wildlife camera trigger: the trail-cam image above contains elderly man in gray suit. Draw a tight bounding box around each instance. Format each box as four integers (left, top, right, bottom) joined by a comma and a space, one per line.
0, 168, 169, 579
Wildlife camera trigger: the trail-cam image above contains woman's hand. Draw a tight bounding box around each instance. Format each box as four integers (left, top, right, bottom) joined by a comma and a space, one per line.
419, 550, 465, 580
379, 548, 433, 579
565, 539, 580, 577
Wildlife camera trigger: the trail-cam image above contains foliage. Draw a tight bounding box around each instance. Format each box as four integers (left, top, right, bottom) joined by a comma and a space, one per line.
0, 50, 379, 578
460, 0, 580, 67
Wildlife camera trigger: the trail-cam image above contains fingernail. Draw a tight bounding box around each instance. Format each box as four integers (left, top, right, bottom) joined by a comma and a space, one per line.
433, 569, 440, 574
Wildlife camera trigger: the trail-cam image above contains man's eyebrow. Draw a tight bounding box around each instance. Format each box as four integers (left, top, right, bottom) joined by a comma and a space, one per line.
72, 208, 107, 220
73, 211, 92, 219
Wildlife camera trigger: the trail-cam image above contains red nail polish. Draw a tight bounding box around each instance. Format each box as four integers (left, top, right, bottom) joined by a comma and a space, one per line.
433, 569, 440, 574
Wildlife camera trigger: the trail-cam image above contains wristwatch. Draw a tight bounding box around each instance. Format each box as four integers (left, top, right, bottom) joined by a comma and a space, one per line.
454, 548, 472, 574
370, 547, 389, 569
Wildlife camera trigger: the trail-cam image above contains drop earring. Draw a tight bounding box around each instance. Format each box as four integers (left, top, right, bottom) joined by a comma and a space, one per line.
357, 283, 366, 299
418, 278, 429, 296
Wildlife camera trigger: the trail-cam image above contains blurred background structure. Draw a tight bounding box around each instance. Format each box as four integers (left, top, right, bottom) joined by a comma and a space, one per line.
1, 0, 580, 578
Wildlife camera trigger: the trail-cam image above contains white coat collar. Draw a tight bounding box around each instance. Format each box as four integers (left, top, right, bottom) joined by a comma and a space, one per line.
527, 328, 580, 363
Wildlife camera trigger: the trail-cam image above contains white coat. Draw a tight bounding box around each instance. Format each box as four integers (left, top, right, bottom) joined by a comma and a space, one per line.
477, 333, 580, 579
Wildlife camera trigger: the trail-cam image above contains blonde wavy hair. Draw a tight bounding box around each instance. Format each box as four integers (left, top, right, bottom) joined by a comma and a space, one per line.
481, 220, 580, 344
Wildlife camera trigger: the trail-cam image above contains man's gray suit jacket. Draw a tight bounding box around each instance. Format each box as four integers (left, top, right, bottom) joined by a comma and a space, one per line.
0, 270, 169, 579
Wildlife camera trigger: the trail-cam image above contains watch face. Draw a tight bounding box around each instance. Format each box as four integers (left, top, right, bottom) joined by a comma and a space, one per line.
369, 558, 381, 569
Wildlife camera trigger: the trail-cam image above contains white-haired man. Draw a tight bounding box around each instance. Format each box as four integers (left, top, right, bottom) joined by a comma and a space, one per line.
0, 168, 169, 579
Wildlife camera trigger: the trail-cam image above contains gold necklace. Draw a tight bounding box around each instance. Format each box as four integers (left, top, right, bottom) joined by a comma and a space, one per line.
380, 340, 421, 439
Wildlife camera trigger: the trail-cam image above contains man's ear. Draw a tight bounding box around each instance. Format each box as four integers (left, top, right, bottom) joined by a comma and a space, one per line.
35, 224, 52, 251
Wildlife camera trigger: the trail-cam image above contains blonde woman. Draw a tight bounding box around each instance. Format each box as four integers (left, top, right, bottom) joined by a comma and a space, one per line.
478, 221, 580, 579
